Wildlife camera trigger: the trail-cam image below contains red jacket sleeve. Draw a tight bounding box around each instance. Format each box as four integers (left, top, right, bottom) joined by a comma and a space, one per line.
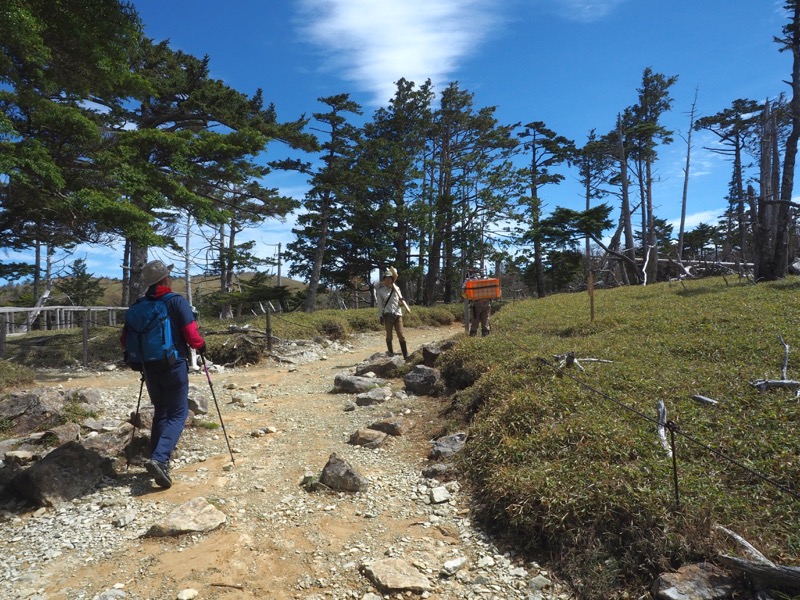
182, 321, 205, 349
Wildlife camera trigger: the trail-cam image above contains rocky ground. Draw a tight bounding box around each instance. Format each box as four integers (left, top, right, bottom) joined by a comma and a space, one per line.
0, 324, 573, 600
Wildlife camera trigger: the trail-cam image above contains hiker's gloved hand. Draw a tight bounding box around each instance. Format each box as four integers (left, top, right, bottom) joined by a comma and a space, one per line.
198, 343, 207, 356
379, 317, 384, 326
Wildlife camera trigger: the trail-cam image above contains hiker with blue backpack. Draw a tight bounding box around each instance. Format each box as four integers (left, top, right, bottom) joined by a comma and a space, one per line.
121, 260, 206, 489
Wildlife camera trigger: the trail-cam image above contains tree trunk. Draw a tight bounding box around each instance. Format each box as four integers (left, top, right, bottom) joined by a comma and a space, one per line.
122, 239, 131, 307
128, 241, 149, 303
645, 158, 658, 283
617, 115, 639, 284
304, 199, 330, 312
184, 212, 193, 308
776, 2, 800, 278
678, 89, 698, 262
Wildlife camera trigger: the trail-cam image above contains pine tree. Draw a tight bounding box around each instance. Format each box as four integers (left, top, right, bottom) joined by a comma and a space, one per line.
286, 94, 363, 312
57, 259, 105, 306
517, 122, 576, 298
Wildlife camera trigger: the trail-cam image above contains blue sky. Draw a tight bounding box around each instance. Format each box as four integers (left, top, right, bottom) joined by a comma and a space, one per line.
16, 1, 795, 281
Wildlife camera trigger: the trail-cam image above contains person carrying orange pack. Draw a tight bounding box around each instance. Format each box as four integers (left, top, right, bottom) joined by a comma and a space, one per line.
462, 267, 492, 337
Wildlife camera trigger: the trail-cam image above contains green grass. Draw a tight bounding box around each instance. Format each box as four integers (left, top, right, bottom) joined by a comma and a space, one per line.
439, 276, 800, 598
0, 358, 35, 390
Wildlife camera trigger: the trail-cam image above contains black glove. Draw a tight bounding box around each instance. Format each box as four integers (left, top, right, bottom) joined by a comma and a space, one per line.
198, 343, 207, 356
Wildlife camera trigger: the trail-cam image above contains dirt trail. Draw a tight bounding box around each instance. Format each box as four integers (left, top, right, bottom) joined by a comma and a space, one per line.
32, 323, 547, 600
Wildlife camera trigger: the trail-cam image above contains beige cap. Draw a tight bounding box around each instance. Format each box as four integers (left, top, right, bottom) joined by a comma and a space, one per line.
142, 260, 173, 288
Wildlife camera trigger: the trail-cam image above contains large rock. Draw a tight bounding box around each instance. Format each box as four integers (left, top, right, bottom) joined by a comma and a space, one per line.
319, 453, 369, 492
368, 416, 413, 437
422, 340, 457, 367
144, 497, 227, 537
355, 355, 407, 378
355, 387, 392, 406
361, 558, 432, 593
40, 423, 81, 446
333, 374, 387, 394
81, 422, 138, 460
0, 388, 82, 434
403, 365, 441, 396
187, 384, 209, 414
11, 441, 115, 506
429, 432, 467, 459
348, 428, 388, 449
652, 562, 738, 600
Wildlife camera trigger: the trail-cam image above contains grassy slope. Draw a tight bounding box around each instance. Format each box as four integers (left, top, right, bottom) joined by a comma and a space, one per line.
439, 276, 800, 598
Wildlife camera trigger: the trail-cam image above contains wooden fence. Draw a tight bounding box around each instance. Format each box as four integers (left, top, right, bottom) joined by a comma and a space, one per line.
0, 306, 127, 365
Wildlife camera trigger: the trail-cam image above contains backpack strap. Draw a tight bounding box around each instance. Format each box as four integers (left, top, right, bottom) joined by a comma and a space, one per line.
383, 285, 397, 316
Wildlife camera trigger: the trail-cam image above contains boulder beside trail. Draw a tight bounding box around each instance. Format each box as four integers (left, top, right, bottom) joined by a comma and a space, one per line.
11, 441, 115, 507
333, 374, 387, 394
144, 497, 226, 538
319, 453, 369, 492
403, 365, 441, 396
355, 355, 407, 378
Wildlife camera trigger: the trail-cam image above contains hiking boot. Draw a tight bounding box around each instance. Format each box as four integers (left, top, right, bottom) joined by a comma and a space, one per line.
145, 459, 172, 489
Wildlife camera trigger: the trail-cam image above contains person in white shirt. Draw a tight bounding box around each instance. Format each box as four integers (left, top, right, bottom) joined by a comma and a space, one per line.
376, 269, 409, 359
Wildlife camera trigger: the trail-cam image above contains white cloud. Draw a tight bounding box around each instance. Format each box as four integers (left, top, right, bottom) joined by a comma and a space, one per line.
296, 0, 501, 105
667, 209, 724, 232
546, 0, 627, 22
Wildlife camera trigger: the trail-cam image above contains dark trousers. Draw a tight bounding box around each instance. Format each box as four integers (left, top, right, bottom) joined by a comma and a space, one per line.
144, 360, 189, 464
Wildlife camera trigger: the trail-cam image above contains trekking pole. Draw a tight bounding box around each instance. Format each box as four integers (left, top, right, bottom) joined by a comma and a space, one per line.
199, 352, 235, 465
126, 375, 145, 471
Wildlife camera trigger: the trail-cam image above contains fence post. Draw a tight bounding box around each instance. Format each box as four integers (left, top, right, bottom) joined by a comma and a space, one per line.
266, 305, 273, 352
0, 314, 6, 359
668, 422, 680, 510
82, 310, 90, 367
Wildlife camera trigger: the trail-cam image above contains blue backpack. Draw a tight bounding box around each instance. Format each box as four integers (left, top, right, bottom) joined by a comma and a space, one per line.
124, 293, 179, 371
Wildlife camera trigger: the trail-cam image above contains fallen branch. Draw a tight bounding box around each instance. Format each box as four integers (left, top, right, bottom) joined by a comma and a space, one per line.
780, 335, 790, 381
205, 327, 269, 336
714, 525, 800, 593
749, 379, 800, 393
691, 394, 719, 405
716, 556, 800, 592
714, 525, 773, 565
751, 335, 800, 393
656, 400, 671, 457
553, 352, 613, 372
210, 582, 245, 590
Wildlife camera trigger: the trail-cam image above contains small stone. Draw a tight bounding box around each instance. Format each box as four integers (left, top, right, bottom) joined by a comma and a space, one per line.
176, 589, 199, 600
441, 556, 468, 576
429, 486, 452, 504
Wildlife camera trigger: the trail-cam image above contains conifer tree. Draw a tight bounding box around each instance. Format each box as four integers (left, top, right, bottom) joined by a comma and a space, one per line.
517, 122, 575, 298
286, 94, 362, 311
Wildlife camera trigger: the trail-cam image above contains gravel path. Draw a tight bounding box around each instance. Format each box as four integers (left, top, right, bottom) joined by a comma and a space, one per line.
0, 325, 572, 600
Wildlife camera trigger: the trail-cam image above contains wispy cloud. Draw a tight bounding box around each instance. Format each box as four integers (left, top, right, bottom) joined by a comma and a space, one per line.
667, 209, 724, 231
296, 0, 501, 105
545, 0, 627, 23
